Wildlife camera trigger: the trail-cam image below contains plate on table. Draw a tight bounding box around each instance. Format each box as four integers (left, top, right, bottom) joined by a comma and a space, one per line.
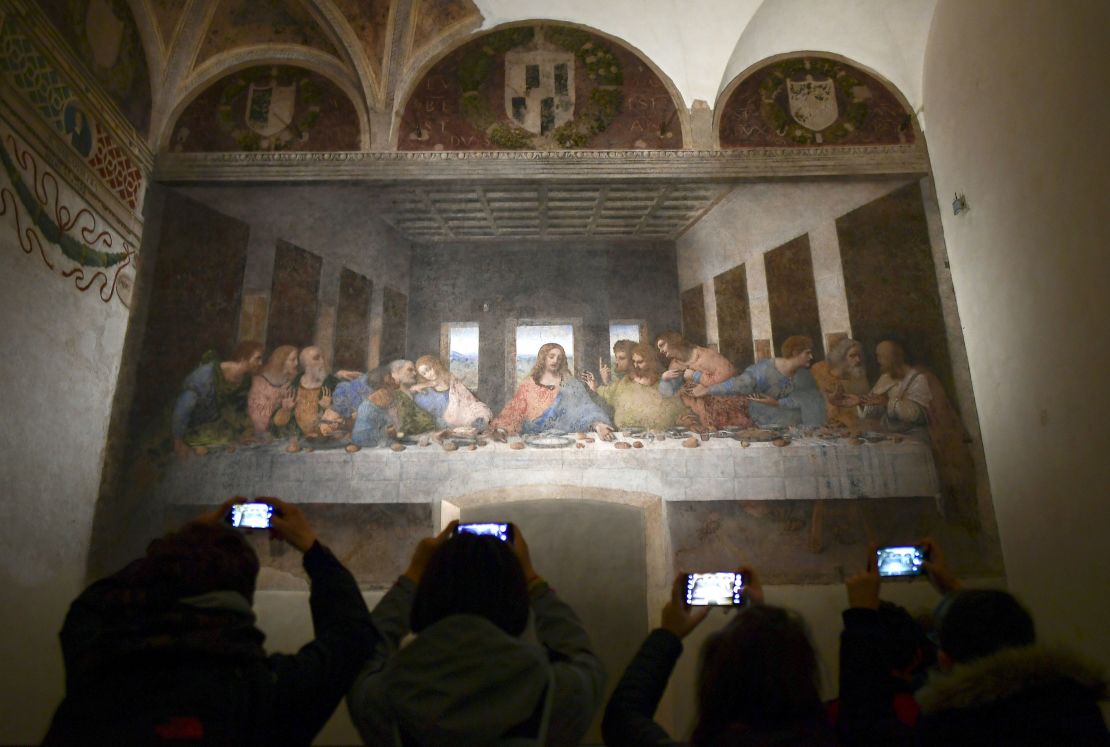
731, 428, 780, 442
523, 434, 576, 449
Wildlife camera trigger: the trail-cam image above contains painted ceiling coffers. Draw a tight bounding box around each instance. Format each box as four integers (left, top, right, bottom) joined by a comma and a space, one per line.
196, 0, 341, 66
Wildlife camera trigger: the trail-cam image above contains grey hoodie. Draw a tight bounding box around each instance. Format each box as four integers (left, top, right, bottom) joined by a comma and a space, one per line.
348, 576, 605, 746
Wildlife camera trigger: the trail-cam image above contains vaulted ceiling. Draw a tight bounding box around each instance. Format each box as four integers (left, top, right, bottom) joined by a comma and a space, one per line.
30, 0, 937, 242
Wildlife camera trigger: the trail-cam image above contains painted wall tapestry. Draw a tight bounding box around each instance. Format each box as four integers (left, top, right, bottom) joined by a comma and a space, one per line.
719, 55, 914, 148
0, 12, 145, 212
171, 65, 360, 152
0, 120, 134, 305
399, 23, 682, 150
37, 0, 152, 136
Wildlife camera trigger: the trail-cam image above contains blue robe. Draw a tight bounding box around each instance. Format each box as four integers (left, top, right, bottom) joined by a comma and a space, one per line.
707, 358, 827, 427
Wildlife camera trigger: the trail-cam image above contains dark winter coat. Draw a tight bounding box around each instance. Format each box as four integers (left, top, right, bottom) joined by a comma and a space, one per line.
43, 542, 376, 747
914, 645, 1109, 746
602, 628, 837, 747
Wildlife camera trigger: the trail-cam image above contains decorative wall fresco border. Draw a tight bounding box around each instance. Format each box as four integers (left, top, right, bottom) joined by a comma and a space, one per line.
0, 3, 148, 216
155, 143, 928, 183
0, 126, 135, 307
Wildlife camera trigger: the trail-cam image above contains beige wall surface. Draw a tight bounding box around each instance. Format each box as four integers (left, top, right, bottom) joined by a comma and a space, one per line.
923, 0, 1110, 669
0, 137, 133, 741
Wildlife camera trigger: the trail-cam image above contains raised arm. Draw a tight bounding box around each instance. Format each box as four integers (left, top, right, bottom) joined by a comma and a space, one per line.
264, 499, 377, 746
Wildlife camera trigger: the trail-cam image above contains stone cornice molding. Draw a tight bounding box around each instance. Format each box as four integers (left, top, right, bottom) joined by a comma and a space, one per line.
4, 0, 153, 170
154, 143, 928, 183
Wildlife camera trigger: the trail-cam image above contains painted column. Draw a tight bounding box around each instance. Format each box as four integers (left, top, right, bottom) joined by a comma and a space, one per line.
809, 220, 853, 351
746, 253, 773, 358
367, 281, 384, 370
702, 281, 720, 346
315, 260, 340, 362
237, 227, 276, 345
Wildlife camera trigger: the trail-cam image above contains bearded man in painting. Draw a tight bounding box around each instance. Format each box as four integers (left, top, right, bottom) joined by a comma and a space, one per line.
493, 343, 614, 439
286, 346, 343, 438
172, 341, 263, 458
247, 345, 298, 439
656, 331, 751, 431
583, 343, 687, 431
810, 338, 870, 428
861, 340, 978, 525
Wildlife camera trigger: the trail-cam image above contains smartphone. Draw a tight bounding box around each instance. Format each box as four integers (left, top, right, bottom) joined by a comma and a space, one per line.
227, 502, 274, 530
876, 545, 927, 578
685, 572, 744, 607
455, 522, 514, 542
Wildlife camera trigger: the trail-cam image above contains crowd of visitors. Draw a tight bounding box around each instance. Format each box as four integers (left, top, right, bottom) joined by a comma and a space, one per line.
44, 498, 1108, 746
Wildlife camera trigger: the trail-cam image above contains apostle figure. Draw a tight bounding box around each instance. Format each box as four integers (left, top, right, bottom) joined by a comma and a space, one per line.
690, 335, 826, 428
172, 341, 263, 457
861, 340, 978, 525
492, 343, 614, 439
809, 338, 870, 428
583, 343, 687, 431
350, 360, 437, 447
247, 345, 298, 438
656, 332, 751, 431
410, 355, 492, 430
286, 346, 342, 438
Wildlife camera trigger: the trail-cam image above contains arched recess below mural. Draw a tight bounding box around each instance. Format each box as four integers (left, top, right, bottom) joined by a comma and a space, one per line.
438, 485, 668, 626
158, 55, 370, 152
439, 487, 669, 741
712, 50, 921, 150
392, 20, 692, 151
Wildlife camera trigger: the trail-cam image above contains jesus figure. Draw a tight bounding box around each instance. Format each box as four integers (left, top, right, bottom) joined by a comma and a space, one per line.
492, 343, 614, 440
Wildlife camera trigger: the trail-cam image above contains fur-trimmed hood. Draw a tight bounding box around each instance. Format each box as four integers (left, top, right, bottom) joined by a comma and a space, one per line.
917, 645, 1108, 714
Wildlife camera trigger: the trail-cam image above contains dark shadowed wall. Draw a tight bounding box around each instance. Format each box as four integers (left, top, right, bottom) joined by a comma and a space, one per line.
407, 241, 681, 412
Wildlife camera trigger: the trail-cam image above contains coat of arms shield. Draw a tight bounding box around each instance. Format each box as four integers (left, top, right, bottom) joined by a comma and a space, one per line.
787, 76, 838, 131
246, 81, 298, 138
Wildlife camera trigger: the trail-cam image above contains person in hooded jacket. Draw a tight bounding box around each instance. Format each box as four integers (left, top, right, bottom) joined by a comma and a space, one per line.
42, 497, 377, 747
602, 567, 837, 747
840, 538, 1110, 746
347, 521, 605, 746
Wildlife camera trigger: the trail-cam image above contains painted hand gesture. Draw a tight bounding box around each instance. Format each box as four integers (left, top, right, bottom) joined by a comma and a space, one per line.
599, 357, 611, 385
319, 386, 332, 410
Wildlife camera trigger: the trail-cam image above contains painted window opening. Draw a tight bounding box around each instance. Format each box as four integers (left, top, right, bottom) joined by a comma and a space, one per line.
446, 322, 480, 390
516, 323, 574, 385
609, 321, 642, 355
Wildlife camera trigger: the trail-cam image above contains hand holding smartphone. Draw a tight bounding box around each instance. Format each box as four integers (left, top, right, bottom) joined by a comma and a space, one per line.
875, 545, 927, 578
226, 501, 274, 529
685, 572, 745, 607
454, 522, 514, 543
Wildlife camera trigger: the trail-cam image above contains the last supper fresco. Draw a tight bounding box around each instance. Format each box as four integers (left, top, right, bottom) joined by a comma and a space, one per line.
97, 43, 1001, 588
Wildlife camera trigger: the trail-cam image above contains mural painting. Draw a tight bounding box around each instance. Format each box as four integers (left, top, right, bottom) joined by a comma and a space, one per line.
719, 55, 915, 148
0, 12, 146, 211
149, 0, 187, 48
0, 119, 134, 305
399, 23, 683, 150
171, 65, 360, 152
37, 0, 152, 136
331, 0, 392, 78
411, 0, 482, 59
197, 0, 339, 64
108, 175, 999, 592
